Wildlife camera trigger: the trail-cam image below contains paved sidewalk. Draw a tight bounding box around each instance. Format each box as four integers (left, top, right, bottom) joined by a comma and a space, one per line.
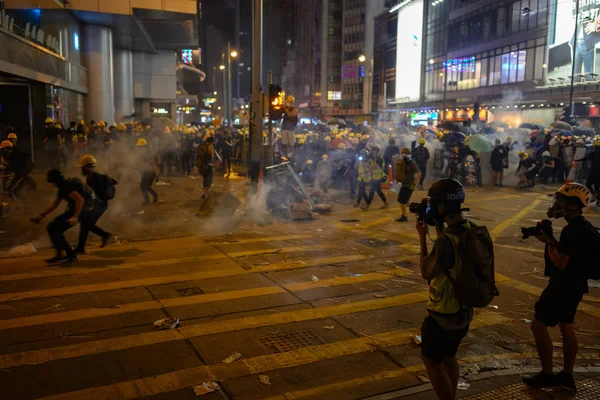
366, 368, 600, 399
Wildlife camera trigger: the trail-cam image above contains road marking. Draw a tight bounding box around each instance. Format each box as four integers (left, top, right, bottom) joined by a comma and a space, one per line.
0, 254, 365, 302
38, 312, 509, 400
496, 274, 600, 318
226, 244, 336, 258
494, 243, 544, 253
489, 196, 545, 240
207, 234, 313, 244
283, 268, 413, 292
334, 215, 394, 231
467, 194, 527, 204
0, 291, 427, 370
0, 266, 404, 332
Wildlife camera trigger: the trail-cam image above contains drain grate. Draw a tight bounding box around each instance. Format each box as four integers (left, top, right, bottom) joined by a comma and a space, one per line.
257, 330, 330, 354
461, 379, 600, 399
357, 238, 400, 247
175, 287, 204, 297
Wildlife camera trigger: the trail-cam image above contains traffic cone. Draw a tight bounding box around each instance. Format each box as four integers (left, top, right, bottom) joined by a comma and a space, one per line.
258, 168, 263, 182
381, 165, 392, 189
565, 160, 577, 184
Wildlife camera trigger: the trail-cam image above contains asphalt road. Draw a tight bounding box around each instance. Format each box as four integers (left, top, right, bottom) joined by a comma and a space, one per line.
0, 184, 599, 399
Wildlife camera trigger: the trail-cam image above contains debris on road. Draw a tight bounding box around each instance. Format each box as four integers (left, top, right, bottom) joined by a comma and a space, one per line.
255, 262, 271, 266
347, 273, 362, 277
457, 380, 471, 390
520, 318, 532, 324
193, 382, 220, 395
259, 375, 271, 385
222, 352, 242, 364
136, 210, 145, 215
316, 229, 323, 232
413, 335, 422, 345
241, 263, 252, 270
373, 294, 386, 298
488, 305, 499, 309
8, 243, 36, 257
323, 326, 335, 330
38, 304, 65, 313
154, 317, 180, 329
311, 275, 320, 283
156, 181, 171, 186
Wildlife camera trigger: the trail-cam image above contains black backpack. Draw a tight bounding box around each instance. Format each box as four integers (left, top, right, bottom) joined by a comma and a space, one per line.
582, 220, 600, 280
68, 178, 96, 211
444, 223, 499, 308
95, 174, 117, 203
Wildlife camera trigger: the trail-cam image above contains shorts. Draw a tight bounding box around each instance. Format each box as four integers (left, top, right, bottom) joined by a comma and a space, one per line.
491, 161, 504, 173
421, 316, 469, 363
281, 130, 295, 146
202, 166, 213, 188
397, 186, 413, 205
534, 284, 583, 327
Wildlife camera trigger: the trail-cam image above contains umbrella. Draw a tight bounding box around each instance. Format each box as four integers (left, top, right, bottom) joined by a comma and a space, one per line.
551, 121, 572, 131
441, 121, 461, 132
459, 125, 476, 134
519, 122, 539, 130
489, 121, 508, 129
465, 134, 493, 152
479, 127, 497, 135
573, 127, 595, 137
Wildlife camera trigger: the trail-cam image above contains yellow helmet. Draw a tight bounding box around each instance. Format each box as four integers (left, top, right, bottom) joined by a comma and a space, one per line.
337, 143, 346, 149
335, 134, 342, 140
182, 127, 191, 134
556, 183, 593, 208
78, 154, 97, 167
418, 138, 426, 145
0, 140, 13, 149
324, 136, 332, 142
7, 133, 17, 140
78, 120, 85, 126
298, 139, 305, 145
45, 117, 54, 124
135, 125, 143, 132
286, 95, 295, 104
54, 123, 62, 130
595, 140, 600, 147
136, 138, 148, 147
145, 125, 151, 130
118, 123, 126, 131
295, 134, 302, 140
164, 127, 171, 134
97, 121, 106, 128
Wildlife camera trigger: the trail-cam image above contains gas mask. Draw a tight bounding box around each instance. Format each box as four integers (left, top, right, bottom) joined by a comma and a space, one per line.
546, 196, 566, 219
402, 154, 410, 161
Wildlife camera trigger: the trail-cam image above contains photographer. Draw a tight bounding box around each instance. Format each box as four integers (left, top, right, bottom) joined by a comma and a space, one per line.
523, 183, 594, 392
395, 148, 421, 222
416, 179, 473, 400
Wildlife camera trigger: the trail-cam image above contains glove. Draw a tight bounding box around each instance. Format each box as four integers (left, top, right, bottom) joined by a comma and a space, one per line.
409, 184, 416, 191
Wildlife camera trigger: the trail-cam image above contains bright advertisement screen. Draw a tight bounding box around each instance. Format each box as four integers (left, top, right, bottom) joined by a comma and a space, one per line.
395, 0, 424, 102
549, 0, 600, 80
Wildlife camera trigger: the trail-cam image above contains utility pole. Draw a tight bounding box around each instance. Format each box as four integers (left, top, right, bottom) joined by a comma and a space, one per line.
250, 0, 263, 184
569, 0, 580, 119
227, 41, 232, 126
267, 70, 273, 167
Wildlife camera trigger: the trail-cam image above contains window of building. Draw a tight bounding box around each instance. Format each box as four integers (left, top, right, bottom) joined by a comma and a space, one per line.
328, 91, 342, 100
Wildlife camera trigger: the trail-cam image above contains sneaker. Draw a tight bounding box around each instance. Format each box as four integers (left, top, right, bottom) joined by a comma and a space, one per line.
45, 255, 63, 264
555, 371, 576, 392
380, 202, 389, 210
101, 233, 112, 248
396, 215, 408, 222
59, 255, 78, 265
73, 247, 86, 255
522, 372, 557, 389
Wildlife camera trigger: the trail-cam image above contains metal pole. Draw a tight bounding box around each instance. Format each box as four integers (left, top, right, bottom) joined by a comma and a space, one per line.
267, 70, 273, 167
569, 0, 580, 119
221, 52, 226, 123
250, 0, 263, 184
235, 0, 241, 99
227, 41, 232, 126
442, 61, 448, 122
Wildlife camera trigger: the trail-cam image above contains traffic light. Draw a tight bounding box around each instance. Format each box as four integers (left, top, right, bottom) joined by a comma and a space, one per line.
560, 105, 571, 122
269, 84, 284, 120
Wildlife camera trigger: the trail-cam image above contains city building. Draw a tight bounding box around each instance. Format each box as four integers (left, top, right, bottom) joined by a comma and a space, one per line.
0, 0, 197, 165
282, 0, 343, 119
371, 0, 600, 128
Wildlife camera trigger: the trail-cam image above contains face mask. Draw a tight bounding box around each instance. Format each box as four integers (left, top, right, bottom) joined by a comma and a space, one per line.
546, 197, 566, 219
402, 154, 409, 160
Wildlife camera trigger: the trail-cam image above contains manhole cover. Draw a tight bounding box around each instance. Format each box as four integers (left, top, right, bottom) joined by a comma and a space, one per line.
257, 330, 330, 354
357, 238, 400, 248
340, 219, 360, 223
462, 378, 600, 399
175, 287, 204, 297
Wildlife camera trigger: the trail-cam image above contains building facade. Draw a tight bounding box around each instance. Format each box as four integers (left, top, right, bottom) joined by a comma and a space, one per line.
0, 0, 197, 165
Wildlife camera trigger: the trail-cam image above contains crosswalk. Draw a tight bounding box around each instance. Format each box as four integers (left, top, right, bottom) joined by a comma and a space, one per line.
0, 191, 599, 399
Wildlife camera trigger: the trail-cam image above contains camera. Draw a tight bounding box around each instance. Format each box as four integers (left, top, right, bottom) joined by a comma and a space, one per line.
521, 219, 552, 239
409, 198, 430, 221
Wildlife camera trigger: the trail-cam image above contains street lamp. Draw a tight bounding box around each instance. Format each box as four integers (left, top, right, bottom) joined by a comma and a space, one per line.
213, 91, 217, 95
230, 50, 238, 58
219, 65, 226, 70
358, 54, 366, 63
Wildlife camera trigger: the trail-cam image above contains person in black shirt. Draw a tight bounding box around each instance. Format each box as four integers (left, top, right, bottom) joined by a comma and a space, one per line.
490, 139, 506, 186
74, 155, 112, 254
412, 138, 430, 189
179, 128, 195, 176
222, 131, 233, 177
384, 138, 400, 171
523, 184, 593, 391
43, 118, 62, 169
31, 170, 86, 264
1, 141, 32, 201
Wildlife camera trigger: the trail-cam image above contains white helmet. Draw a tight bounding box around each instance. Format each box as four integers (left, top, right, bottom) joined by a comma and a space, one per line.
557, 183, 593, 208
542, 151, 551, 157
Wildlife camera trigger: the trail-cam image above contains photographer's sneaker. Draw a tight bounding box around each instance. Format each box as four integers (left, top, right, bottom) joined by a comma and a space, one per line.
555, 371, 576, 392
395, 215, 408, 222
522, 372, 557, 389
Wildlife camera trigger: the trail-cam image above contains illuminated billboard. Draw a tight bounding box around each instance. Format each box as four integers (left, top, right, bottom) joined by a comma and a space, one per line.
395, 0, 424, 102
548, 0, 600, 81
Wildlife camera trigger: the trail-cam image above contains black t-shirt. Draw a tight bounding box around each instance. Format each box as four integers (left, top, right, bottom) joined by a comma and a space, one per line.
6, 151, 29, 173
57, 179, 85, 216
545, 215, 589, 294
491, 145, 505, 163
